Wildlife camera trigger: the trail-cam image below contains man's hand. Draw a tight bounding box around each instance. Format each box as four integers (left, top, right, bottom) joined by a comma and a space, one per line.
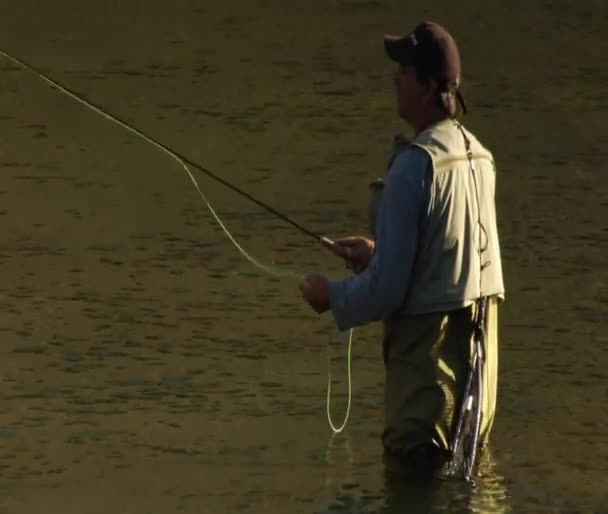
299, 273, 330, 313
334, 236, 375, 272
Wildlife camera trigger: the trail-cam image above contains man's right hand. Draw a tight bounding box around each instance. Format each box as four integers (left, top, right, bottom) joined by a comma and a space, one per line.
333, 236, 375, 272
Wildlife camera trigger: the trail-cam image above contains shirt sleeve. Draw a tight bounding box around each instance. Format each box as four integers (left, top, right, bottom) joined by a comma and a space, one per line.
328, 147, 432, 331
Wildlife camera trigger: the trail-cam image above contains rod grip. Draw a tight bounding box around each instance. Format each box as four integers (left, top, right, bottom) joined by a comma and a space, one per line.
320, 236, 349, 259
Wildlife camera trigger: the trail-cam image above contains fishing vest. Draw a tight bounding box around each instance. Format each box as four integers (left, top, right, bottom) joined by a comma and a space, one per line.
390, 119, 505, 315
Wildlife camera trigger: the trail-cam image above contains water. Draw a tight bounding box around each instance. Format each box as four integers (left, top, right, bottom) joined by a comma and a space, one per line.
0, 1, 606, 512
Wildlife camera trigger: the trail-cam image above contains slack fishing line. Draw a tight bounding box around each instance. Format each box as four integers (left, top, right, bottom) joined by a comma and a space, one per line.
1, 49, 352, 433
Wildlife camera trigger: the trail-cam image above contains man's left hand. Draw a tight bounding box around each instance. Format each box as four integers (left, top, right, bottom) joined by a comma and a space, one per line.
299, 273, 330, 313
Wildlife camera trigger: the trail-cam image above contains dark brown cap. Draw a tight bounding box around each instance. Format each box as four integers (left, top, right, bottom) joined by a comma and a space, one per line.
384, 21, 467, 113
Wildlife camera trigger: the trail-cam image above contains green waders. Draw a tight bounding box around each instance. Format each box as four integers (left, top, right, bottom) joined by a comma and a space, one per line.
381, 296, 498, 478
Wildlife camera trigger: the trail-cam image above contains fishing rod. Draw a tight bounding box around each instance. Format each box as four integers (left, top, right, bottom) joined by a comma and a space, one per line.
2, 48, 355, 435
189, 163, 347, 258
0, 49, 348, 260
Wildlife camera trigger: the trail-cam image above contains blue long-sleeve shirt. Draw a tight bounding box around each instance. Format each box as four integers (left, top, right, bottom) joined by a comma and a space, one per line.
328, 146, 432, 331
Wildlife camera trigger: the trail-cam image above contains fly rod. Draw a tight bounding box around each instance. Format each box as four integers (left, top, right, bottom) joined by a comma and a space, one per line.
0, 49, 348, 260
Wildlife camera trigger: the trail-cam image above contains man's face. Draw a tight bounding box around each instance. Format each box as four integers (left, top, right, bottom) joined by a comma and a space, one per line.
393, 64, 430, 121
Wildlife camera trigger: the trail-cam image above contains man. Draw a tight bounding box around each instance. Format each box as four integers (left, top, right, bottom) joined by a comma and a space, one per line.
299, 21, 505, 480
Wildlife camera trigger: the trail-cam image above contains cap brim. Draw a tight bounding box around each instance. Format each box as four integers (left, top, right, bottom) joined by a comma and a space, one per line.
383, 35, 413, 64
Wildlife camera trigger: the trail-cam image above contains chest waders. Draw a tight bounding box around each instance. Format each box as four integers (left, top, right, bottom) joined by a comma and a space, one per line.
370, 130, 492, 481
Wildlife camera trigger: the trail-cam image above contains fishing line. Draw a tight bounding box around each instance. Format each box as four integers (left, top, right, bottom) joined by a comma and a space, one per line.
326, 328, 352, 433
1, 49, 352, 433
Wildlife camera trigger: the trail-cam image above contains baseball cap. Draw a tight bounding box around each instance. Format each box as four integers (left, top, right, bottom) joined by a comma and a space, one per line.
384, 21, 467, 114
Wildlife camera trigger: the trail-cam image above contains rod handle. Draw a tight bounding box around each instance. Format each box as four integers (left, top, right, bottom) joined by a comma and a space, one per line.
320, 236, 349, 260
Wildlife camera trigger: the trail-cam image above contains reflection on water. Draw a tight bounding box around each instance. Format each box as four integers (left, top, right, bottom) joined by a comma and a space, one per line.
319, 443, 511, 514
0, 0, 606, 512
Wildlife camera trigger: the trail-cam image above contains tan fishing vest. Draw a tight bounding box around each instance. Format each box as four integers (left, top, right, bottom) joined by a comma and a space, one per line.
398, 119, 505, 315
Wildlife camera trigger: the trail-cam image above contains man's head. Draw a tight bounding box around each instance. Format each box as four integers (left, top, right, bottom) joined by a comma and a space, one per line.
384, 22, 466, 127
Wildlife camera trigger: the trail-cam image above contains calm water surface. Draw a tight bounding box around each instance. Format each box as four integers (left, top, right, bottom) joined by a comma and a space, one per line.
0, 1, 606, 513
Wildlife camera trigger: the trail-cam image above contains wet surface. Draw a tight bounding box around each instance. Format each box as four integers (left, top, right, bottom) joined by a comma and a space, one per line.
0, 0, 607, 512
